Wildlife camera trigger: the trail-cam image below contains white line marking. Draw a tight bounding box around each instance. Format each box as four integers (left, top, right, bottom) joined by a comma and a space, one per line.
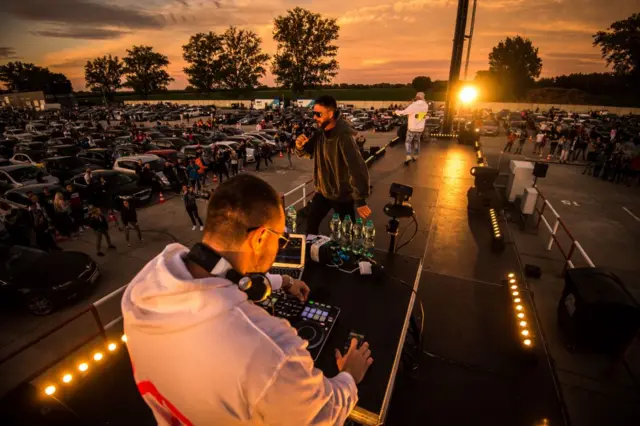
622, 207, 640, 222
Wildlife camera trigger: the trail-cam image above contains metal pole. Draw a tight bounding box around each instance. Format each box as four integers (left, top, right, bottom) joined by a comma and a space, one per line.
463, 0, 478, 81
443, 0, 471, 133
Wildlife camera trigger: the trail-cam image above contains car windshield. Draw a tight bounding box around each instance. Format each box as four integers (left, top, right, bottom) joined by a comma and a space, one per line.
145, 159, 165, 171
57, 157, 85, 169
5, 246, 47, 272
8, 166, 45, 182
168, 139, 189, 148
28, 151, 47, 162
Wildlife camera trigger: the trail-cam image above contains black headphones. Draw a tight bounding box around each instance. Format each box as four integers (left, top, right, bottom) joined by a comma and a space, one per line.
186, 243, 272, 302
333, 109, 340, 119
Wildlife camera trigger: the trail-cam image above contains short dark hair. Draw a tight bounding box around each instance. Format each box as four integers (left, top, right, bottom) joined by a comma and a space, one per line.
314, 95, 337, 111
204, 175, 282, 247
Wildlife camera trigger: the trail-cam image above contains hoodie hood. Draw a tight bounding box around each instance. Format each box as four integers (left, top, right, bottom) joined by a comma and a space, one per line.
122, 243, 248, 334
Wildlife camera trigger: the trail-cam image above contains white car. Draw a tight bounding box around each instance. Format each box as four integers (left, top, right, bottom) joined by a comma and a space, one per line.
213, 141, 255, 163
3, 129, 33, 141
185, 108, 202, 118
0, 164, 59, 192
26, 123, 51, 136
112, 154, 171, 190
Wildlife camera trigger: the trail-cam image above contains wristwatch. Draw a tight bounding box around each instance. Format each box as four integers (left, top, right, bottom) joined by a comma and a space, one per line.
282, 275, 293, 292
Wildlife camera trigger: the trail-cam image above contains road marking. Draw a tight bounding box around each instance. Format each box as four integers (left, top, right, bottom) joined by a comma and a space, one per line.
561, 200, 571, 205
622, 207, 640, 222
573, 202, 580, 207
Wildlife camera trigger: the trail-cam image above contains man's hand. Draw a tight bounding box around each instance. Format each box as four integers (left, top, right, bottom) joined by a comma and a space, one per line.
335, 339, 373, 384
295, 134, 309, 150
282, 275, 310, 303
356, 205, 372, 219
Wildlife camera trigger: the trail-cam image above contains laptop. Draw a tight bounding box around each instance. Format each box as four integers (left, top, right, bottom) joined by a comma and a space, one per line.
269, 233, 306, 280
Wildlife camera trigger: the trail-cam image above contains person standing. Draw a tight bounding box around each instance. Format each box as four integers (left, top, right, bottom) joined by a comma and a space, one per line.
187, 159, 201, 192
394, 92, 429, 165
295, 95, 371, 234
559, 136, 571, 163
65, 184, 85, 231
121, 200, 143, 247
263, 143, 273, 167
175, 158, 189, 187
229, 149, 239, 176
88, 207, 116, 257
254, 144, 263, 172
237, 141, 246, 171
534, 131, 545, 155
503, 130, 515, 153
32, 207, 59, 251
183, 185, 204, 231
53, 192, 76, 238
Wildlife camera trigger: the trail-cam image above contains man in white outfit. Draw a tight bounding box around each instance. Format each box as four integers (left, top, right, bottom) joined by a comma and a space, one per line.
122, 174, 373, 425
395, 92, 429, 165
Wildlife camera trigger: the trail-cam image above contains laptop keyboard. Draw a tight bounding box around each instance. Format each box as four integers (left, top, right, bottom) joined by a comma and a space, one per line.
269, 267, 303, 280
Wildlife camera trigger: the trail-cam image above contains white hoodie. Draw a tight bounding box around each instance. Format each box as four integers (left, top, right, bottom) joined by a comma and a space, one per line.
395, 100, 429, 132
121, 243, 358, 426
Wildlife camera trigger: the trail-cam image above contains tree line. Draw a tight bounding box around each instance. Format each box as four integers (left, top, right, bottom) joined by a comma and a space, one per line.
0, 9, 637, 104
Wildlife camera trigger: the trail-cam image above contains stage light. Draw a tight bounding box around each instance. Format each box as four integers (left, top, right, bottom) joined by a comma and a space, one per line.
512, 291, 519, 296
517, 313, 525, 319
516, 305, 523, 311
62, 374, 72, 383
108, 343, 117, 352
510, 285, 518, 290
521, 330, 530, 336
459, 86, 478, 104
514, 298, 521, 303
519, 321, 527, 327
121, 334, 128, 343
79, 362, 88, 372
508, 273, 515, 278
509, 279, 516, 284
45, 385, 56, 396
93, 352, 103, 361
523, 339, 532, 346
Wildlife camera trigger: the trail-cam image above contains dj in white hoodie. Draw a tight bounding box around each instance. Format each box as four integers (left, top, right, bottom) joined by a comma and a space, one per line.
395, 92, 429, 165
122, 175, 373, 426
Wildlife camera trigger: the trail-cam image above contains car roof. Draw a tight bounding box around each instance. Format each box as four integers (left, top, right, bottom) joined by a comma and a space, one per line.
5, 183, 62, 195
116, 154, 160, 162
0, 164, 39, 172
146, 149, 177, 154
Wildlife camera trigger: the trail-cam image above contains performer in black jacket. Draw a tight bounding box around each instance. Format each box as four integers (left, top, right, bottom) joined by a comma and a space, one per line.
121, 200, 143, 247
295, 95, 371, 234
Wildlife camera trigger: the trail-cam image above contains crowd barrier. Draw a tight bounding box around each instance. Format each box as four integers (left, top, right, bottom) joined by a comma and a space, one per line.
532, 189, 595, 273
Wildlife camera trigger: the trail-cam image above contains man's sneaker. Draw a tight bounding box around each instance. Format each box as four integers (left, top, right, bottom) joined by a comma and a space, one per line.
411, 156, 418, 162
97, 252, 105, 257
404, 155, 411, 166
200, 225, 204, 231
127, 243, 131, 247
192, 225, 197, 231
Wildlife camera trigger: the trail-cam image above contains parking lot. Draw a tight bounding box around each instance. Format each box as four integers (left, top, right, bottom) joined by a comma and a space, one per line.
0, 122, 396, 396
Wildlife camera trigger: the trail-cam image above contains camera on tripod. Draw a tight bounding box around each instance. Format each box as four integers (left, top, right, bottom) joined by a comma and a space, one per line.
384, 182, 415, 219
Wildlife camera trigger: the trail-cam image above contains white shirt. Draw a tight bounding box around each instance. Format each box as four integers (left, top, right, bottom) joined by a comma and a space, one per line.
536, 133, 545, 143
395, 100, 429, 132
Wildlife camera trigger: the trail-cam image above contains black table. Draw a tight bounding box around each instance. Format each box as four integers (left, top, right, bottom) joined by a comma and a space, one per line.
301, 249, 422, 425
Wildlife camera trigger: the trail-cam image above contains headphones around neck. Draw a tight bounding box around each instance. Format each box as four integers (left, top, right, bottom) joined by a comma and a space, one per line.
186, 243, 272, 302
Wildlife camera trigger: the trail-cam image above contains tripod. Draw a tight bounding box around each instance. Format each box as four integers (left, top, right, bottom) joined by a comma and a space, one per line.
386, 217, 400, 253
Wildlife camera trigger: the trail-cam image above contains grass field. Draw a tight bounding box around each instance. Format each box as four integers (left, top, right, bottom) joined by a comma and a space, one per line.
76, 88, 448, 103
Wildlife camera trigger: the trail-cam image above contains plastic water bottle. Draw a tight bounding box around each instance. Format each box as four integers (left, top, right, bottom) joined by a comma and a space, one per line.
286, 205, 297, 233
340, 214, 353, 251
363, 220, 376, 258
329, 213, 341, 243
352, 218, 364, 254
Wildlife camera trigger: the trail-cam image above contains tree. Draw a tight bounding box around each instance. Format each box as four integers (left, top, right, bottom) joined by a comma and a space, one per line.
218, 26, 270, 91
593, 13, 640, 79
271, 7, 339, 94
411, 76, 432, 93
489, 36, 542, 99
123, 46, 173, 98
0, 61, 72, 94
182, 32, 224, 92
84, 55, 124, 99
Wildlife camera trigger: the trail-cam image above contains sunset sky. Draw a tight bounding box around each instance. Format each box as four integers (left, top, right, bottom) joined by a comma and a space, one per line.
0, 0, 636, 91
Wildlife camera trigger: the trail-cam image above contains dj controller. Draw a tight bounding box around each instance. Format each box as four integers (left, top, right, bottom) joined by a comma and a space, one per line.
260, 291, 340, 360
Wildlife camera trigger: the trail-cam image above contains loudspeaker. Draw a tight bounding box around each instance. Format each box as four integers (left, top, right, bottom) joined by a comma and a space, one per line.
558, 267, 640, 354
470, 166, 498, 193
533, 162, 549, 178
369, 146, 381, 157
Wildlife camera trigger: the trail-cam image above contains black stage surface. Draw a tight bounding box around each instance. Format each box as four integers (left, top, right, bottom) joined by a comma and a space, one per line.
2, 139, 570, 425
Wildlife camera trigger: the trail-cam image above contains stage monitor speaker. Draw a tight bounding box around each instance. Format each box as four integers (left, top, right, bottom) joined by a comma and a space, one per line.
369, 146, 380, 157
558, 267, 640, 354
533, 162, 549, 178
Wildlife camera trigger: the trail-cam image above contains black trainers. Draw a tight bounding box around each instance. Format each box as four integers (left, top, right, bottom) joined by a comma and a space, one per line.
404, 159, 411, 166
97, 252, 105, 257
108, 244, 116, 249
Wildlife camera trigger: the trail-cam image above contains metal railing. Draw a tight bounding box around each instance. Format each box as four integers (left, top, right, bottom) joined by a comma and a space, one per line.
533, 188, 595, 273
281, 179, 315, 210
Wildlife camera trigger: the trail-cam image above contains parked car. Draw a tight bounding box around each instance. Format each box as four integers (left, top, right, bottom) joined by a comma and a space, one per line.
0, 164, 59, 193
46, 144, 81, 157
69, 170, 153, 209
112, 154, 171, 191
26, 123, 51, 136
145, 149, 179, 163
3, 183, 61, 209
373, 120, 393, 132
77, 148, 114, 169
213, 141, 255, 163
0, 157, 12, 168
180, 145, 212, 160
41, 156, 99, 183
0, 138, 19, 157
352, 118, 374, 131
3, 129, 32, 141
153, 137, 190, 150
0, 245, 99, 315
481, 120, 500, 136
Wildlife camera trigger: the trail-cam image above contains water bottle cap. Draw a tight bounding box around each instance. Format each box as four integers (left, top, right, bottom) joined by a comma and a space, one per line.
356, 217, 363, 223
344, 214, 351, 220
332, 213, 339, 219
366, 219, 374, 226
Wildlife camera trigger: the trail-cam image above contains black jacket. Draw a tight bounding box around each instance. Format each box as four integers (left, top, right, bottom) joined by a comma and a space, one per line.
89, 215, 109, 232
295, 118, 370, 206
120, 205, 138, 224
183, 192, 198, 210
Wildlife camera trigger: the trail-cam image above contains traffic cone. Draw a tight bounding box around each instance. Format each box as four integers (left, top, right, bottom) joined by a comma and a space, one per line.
159, 192, 165, 204
279, 151, 283, 158
213, 175, 218, 184
108, 212, 117, 222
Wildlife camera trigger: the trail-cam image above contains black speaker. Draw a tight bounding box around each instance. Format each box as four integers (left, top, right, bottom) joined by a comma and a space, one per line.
533, 162, 549, 178
558, 267, 640, 354
369, 146, 380, 157
470, 166, 498, 193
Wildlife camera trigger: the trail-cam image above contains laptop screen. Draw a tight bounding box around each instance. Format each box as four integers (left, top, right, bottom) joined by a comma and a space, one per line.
274, 235, 304, 266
